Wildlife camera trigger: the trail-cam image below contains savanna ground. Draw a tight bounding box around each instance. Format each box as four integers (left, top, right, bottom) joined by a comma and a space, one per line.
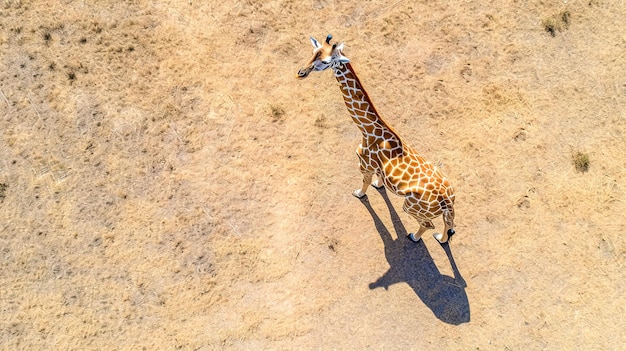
1, 0, 625, 349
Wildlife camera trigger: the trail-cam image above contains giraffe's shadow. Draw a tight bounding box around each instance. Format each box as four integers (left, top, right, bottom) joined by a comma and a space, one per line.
360, 187, 470, 325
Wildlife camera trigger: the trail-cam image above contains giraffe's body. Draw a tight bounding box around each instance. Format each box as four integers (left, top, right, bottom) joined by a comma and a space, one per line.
298, 35, 456, 243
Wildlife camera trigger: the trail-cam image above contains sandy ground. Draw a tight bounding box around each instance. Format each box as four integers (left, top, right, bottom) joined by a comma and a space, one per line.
1, 0, 625, 349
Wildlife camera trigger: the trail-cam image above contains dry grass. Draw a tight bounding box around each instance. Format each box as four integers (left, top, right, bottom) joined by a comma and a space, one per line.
0, 182, 7, 201
1, 1, 625, 350
573, 150, 590, 173
270, 104, 285, 123
543, 11, 571, 37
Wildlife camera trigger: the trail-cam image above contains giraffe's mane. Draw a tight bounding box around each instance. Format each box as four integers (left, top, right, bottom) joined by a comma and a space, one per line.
344, 62, 404, 146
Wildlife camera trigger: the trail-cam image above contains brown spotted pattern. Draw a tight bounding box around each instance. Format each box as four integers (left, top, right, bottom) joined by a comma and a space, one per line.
298, 36, 456, 243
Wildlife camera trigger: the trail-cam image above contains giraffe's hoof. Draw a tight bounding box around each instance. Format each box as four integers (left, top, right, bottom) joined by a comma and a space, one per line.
371, 180, 384, 189
407, 233, 422, 243
352, 190, 366, 198
433, 232, 447, 243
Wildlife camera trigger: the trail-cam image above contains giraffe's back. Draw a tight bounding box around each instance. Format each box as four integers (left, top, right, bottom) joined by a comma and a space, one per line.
379, 147, 455, 219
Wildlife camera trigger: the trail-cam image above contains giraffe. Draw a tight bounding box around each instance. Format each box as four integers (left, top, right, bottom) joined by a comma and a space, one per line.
297, 34, 456, 243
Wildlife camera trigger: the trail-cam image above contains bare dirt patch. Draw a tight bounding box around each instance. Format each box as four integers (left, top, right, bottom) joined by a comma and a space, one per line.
1, 1, 624, 349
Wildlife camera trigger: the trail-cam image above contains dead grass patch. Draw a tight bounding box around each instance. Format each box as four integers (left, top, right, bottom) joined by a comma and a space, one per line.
314, 114, 327, 129
572, 150, 590, 173
0, 183, 7, 201
270, 104, 285, 122
1, 1, 625, 349
543, 11, 571, 37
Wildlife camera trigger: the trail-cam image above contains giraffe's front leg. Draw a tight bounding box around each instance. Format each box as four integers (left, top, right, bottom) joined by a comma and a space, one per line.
353, 145, 376, 198
353, 170, 373, 198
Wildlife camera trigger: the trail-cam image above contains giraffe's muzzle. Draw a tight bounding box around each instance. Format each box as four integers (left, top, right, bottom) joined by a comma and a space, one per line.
296, 66, 312, 79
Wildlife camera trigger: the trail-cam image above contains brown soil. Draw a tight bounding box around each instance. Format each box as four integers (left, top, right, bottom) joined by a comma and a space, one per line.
1, 1, 624, 349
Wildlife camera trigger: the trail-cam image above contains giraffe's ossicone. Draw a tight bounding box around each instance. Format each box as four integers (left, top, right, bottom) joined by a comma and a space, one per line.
297, 34, 457, 244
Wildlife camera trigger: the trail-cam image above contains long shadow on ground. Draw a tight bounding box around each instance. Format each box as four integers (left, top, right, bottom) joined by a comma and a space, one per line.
361, 187, 470, 325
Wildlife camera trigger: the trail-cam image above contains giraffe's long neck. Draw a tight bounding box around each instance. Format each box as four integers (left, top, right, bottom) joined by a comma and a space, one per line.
333, 62, 402, 145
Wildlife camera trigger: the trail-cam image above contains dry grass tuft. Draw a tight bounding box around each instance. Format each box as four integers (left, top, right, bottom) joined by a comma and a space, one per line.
0, 183, 7, 201
270, 104, 285, 122
572, 150, 590, 173
543, 11, 571, 37
1, 1, 625, 350
314, 114, 327, 129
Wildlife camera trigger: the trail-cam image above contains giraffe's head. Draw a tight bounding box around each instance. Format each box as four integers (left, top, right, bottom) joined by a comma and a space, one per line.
296, 34, 350, 79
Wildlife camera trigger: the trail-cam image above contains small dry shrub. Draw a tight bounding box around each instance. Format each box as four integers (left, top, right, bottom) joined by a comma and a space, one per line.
543, 11, 571, 37
314, 114, 327, 129
0, 183, 7, 201
512, 128, 527, 141
270, 105, 285, 122
572, 151, 590, 173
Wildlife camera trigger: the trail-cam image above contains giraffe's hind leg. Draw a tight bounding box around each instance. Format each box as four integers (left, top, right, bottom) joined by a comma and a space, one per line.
406, 221, 435, 243
402, 198, 435, 242
434, 204, 456, 243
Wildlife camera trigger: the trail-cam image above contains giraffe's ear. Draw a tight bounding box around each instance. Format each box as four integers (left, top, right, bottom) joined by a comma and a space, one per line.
310, 36, 322, 49
334, 43, 350, 63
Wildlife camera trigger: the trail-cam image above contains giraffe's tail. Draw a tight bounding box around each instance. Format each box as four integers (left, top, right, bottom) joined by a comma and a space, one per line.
439, 195, 455, 213
440, 196, 456, 237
